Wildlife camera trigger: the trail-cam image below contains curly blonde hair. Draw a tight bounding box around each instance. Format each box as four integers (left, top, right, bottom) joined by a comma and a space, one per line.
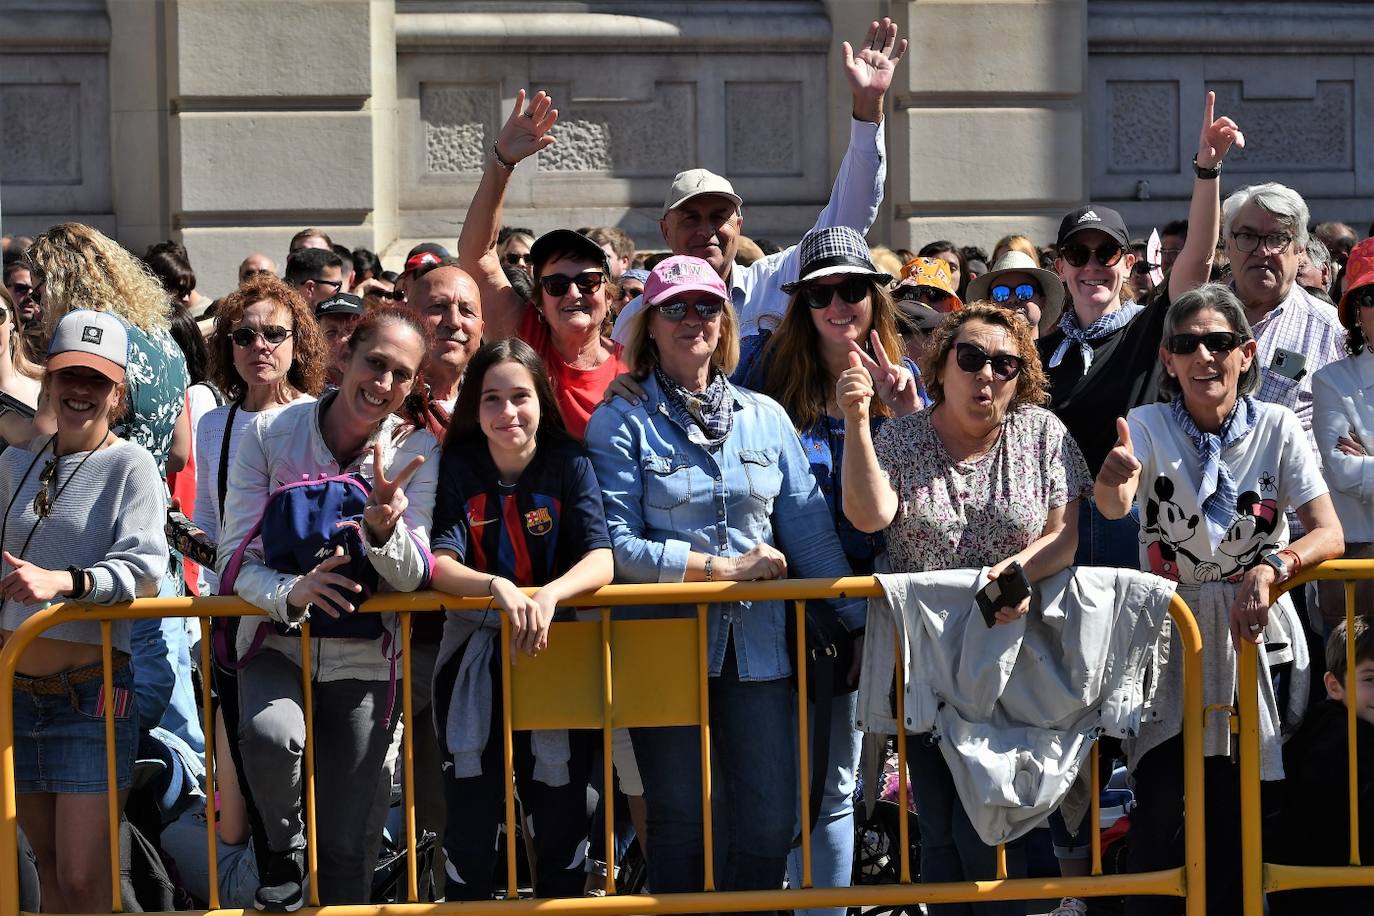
26, 223, 173, 335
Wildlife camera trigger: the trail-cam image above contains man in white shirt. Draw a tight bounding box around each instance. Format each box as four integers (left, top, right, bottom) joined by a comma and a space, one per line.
612, 17, 907, 342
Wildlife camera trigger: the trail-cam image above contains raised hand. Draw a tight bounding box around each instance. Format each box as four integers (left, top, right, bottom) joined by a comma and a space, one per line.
364, 441, 425, 544
1197, 90, 1245, 172
0, 551, 71, 604
851, 332, 921, 417
836, 350, 877, 423
1098, 418, 1142, 487
843, 17, 908, 122
493, 89, 559, 166
286, 546, 361, 619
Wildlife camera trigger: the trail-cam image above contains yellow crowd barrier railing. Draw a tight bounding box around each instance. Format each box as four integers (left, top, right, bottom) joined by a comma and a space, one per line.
1237, 559, 1374, 916
2, 577, 1208, 916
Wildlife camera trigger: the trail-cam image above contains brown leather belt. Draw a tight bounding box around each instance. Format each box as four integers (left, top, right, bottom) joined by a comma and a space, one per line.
13, 654, 130, 696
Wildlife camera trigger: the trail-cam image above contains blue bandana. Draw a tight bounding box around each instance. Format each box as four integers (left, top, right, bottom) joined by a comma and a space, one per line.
1048, 302, 1143, 371
1170, 394, 1258, 548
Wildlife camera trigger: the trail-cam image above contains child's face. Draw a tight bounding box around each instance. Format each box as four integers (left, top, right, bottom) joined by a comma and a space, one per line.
1325, 658, 1374, 726
479, 360, 540, 457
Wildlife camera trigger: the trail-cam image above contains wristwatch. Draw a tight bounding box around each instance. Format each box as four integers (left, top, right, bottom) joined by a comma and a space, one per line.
1259, 552, 1289, 583
1192, 155, 1222, 179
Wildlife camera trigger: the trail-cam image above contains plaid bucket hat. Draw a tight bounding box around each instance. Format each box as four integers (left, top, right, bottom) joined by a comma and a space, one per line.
780, 226, 891, 293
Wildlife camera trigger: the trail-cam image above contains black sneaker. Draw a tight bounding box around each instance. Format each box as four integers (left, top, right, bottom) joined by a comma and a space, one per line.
254, 849, 305, 912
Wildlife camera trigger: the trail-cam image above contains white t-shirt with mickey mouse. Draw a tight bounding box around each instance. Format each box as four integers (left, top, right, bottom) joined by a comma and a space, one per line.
1126, 400, 1327, 585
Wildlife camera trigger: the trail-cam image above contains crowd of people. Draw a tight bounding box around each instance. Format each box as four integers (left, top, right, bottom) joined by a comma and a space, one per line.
2, 16, 1373, 916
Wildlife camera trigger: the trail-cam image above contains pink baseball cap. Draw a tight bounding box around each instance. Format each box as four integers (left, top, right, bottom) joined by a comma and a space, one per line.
643, 255, 729, 306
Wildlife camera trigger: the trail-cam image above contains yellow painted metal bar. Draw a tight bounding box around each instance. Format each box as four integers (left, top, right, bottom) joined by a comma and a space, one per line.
501, 614, 518, 899
1345, 581, 1360, 866
1237, 638, 1263, 916
400, 612, 419, 903
1090, 742, 1102, 876
101, 622, 122, 913
893, 637, 911, 884
794, 600, 812, 888
199, 618, 221, 910
1264, 862, 1374, 892
601, 608, 616, 895
301, 621, 321, 907
696, 603, 714, 893
1169, 593, 1207, 916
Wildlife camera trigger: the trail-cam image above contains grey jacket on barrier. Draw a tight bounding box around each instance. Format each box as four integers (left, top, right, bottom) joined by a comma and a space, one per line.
856, 566, 1175, 846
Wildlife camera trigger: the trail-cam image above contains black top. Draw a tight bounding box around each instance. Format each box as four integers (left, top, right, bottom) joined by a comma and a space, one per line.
1037, 292, 1170, 476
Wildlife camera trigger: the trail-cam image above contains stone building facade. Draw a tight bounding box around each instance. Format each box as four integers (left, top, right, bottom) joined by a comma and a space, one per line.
1, 0, 1370, 293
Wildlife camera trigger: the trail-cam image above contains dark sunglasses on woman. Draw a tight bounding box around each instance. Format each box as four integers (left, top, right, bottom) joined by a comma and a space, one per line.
1059, 241, 1125, 269
955, 342, 1024, 381
539, 271, 605, 298
990, 283, 1038, 306
655, 299, 725, 321
230, 326, 293, 348
802, 276, 870, 310
894, 285, 950, 307
1165, 331, 1246, 355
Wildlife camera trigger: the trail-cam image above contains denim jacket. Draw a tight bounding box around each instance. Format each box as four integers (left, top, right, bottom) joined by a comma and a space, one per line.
585, 373, 863, 682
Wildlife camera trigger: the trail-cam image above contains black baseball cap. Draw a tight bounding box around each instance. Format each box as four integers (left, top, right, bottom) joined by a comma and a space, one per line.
529, 229, 611, 276
1056, 206, 1130, 248
315, 292, 365, 319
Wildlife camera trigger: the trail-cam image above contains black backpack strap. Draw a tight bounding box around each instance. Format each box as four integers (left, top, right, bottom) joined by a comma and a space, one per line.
217, 401, 240, 524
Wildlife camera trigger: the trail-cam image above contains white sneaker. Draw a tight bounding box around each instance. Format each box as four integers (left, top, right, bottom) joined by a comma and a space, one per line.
1048, 898, 1088, 916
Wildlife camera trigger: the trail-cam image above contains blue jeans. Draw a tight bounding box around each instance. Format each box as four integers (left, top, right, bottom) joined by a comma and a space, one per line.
631, 644, 796, 894
1074, 498, 1140, 569
908, 736, 1027, 916
786, 691, 860, 916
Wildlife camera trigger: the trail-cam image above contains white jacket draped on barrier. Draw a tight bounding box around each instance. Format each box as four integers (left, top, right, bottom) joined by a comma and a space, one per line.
856, 565, 1176, 846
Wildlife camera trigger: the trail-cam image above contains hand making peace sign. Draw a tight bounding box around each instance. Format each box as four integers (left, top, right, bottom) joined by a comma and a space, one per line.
363, 441, 426, 546
847, 331, 922, 417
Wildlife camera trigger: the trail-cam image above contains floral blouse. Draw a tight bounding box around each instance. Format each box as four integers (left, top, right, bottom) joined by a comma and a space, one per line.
874, 405, 1091, 573
118, 322, 189, 474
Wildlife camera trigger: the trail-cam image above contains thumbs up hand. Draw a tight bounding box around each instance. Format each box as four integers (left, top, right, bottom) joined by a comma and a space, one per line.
836, 348, 876, 423
1098, 417, 1142, 487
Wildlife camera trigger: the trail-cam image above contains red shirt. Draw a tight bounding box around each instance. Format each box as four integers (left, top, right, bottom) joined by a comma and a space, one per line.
518, 309, 627, 441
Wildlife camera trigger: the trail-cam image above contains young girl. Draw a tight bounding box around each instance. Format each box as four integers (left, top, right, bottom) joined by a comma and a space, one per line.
2, 310, 169, 913
430, 338, 613, 899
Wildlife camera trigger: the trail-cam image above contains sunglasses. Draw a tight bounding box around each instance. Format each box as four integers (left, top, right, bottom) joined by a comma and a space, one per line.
539, 271, 605, 298
505, 252, 532, 266
1351, 288, 1374, 310
802, 277, 870, 310
954, 342, 1023, 381
8, 283, 33, 299
894, 285, 950, 307
654, 299, 725, 321
311, 278, 343, 293
230, 326, 293, 348
990, 283, 1038, 306
1059, 241, 1125, 268
1131, 262, 1159, 276
1165, 331, 1246, 355
616, 284, 643, 303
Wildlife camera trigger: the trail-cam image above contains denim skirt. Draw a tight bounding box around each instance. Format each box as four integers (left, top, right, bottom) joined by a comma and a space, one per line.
12, 659, 137, 794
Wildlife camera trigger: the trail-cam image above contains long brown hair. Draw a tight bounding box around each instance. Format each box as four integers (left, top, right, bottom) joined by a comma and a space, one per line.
445, 338, 570, 453
758, 280, 904, 431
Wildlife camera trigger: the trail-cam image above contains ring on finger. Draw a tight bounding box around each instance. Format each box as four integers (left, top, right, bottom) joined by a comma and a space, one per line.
1248, 622, 1263, 633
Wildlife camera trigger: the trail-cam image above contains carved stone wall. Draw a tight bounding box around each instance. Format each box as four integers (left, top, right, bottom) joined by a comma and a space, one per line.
1088, 0, 1374, 235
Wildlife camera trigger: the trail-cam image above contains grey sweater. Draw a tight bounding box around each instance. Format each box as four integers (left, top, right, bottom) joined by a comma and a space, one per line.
0, 438, 169, 653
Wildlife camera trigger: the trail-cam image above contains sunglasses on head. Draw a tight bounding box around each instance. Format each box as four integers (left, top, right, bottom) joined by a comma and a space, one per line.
539, 271, 605, 298
230, 326, 293, 348
802, 276, 871, 310
654, 298, 725, 322
1059, 241, 1125, 268
1165, 331, 1246, 355
990, 283, 1038, 306
894, 285, 950, 307
954, 342, 1023, 381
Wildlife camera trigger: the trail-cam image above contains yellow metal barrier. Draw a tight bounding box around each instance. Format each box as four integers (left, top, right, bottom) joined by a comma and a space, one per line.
1237, 559, 1374, 916
2, 578, 1208, 916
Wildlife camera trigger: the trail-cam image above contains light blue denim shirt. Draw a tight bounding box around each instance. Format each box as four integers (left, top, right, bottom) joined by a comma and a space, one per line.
585, 373, 864, 682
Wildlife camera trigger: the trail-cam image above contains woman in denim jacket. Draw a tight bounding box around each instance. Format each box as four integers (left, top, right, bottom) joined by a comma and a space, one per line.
586, 256, 864, 896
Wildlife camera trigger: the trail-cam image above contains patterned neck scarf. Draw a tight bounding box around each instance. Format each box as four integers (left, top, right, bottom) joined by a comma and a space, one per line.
655, 367, 733, 450
1170, 394, 1257, 547
1048, 301, 1143, 371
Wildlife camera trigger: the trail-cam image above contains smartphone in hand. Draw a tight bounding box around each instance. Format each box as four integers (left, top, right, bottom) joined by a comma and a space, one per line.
975, 561, 1032, 627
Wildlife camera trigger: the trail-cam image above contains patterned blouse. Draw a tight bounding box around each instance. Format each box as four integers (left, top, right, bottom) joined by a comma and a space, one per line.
874, 405, 1091, 574
118, 321, 189, 474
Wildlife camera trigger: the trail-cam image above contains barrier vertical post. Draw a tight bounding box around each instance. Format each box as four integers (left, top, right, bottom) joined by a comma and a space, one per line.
1174, 595, 1207, 916
697, 602, 714, 892
794, 600, 812, 887
501, 614, 518, 898
601, 608, 616, 894
1237, 640, 1262, 916
892, 638, 911, 884
1345, 582, 1361, 866
400, 611, 418, 902
1090, 742, 1102, 876
300, 621, 321, 906
198, 618, 221, 909
101, 622, 121, 913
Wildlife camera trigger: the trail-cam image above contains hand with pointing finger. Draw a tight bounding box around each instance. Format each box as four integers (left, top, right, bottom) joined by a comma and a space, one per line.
1197, 90, 1244, 173
850, 331, 921, 417
1098, 418, 1142, 488
364, 441, 426, 545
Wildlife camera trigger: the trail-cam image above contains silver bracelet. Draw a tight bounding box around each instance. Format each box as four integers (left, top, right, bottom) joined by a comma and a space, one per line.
491, 143, 516, 171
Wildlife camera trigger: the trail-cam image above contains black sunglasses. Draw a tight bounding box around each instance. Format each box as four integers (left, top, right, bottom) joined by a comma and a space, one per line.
506, 252, 532, 266
1165, 331, 1246, 355
311, 277, 343, 293
1059, 241, 1125, 268
230, 326, 293, 348
802, 276, 870, 310
540, 271, 605, 298
8, 282, 33, 299
954, 342, 1024, 381
894, 285, 950, 307
990, 283, 1038, 306
655, 299, 724, 322
1131, 262, 1159, 276
1352, 288, 1374, 310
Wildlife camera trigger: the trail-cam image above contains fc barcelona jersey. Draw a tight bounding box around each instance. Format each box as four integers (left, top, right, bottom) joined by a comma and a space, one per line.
431, 437, 611, 590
